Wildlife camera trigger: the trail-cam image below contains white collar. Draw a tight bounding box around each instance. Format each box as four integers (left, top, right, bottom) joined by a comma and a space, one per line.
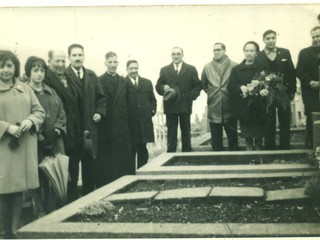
71, 66, 84, 78
173, 62, 182, 71
129, 76, 139, 85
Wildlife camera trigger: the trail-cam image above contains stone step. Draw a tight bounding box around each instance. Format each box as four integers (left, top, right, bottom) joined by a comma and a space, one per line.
138, 164, 316, 175
209, 187, 264, 198
105, 187, 308, 202
104, 191, 158, 202
154, 187, 211, 201
265, 188, 309, 201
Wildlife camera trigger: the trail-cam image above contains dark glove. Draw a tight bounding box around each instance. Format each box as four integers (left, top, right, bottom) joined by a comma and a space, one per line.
41, 129, 60, 156
8, 122, 21, 150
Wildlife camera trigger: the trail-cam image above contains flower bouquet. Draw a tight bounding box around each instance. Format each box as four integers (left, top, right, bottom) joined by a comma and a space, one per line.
240, 71, 289, 112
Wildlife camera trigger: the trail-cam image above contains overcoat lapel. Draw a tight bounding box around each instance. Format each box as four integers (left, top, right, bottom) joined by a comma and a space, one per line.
177, 63, 188, 82
101, 73, 115, 98
113, 75, 126, 104
137, 77, 147, 91
65, 66, 84, 99
46, 69, 74, 102
276, 49, 284, 65
168, 63, 178, 84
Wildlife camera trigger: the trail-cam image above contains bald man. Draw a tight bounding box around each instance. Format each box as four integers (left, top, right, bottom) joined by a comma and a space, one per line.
44, 49, 82, 203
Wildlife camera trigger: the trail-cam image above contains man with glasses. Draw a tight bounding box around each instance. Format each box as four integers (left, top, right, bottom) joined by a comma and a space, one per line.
201, 42, 238, 151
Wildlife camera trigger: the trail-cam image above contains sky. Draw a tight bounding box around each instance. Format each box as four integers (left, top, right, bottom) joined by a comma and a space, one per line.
0, 3, 319, 119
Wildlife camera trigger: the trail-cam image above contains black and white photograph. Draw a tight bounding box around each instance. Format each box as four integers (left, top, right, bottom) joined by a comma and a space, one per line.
0, 1, 320, 238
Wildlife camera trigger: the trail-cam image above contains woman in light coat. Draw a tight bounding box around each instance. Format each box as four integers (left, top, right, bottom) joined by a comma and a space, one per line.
0, 50, 44, 238
26, 56, 66, 215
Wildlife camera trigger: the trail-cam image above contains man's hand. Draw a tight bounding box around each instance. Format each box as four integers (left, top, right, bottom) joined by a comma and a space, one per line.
164, 85, 170, 91
7, 125, 22, 138
93, 113, 101, 123
20, 119, 33, 132
310, 80, 320, 90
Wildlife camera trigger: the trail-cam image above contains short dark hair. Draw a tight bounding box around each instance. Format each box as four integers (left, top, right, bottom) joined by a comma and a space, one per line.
214, 42, 226, 51
263, 30, 277, 39
24, 56, 47, 77
0, 50, 20, 78
311, 26, 320, 34
105, 51, 117, 59
68, 44, 84, 56
126, 60, 138, 68
243, 41, 260, 52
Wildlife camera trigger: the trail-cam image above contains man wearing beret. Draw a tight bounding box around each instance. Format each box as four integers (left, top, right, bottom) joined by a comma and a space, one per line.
156, 47, 201, 152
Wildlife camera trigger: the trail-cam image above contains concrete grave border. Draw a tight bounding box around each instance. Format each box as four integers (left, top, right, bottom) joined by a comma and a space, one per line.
19, 173, 320, 238
137, 149, 315, 175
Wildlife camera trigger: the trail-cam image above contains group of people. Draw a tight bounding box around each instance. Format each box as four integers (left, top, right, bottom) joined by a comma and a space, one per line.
0, 25, 320, 238
201, 27, 319, 152
157, 27, 319, 154
0, 45, 157, 238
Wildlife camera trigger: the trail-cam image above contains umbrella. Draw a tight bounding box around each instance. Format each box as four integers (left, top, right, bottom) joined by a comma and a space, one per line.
39, 153, 69, 204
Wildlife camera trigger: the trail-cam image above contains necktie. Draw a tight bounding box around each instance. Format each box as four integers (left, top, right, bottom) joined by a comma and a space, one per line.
135, 78, 138, 87
175, 64, 179, 75
77, 71, 81, 79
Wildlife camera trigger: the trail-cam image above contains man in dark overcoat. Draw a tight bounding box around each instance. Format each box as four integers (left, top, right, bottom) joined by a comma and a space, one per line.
257, 29, 296, 150
156, 47, 201, 152
125, 60, 157, 171
44, 49, 82, 202
297, 26, 320, 148
65, 44, 107, 195
96, 52, 132, 187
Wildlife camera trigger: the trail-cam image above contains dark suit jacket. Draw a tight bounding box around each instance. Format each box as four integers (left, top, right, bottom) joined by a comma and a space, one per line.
296, 46, 320, 114
155, 62, 201, 114
257, 47, 296, 97
44, 69, 82, 152
126, 76, 157, 144
65, 65, 107, 155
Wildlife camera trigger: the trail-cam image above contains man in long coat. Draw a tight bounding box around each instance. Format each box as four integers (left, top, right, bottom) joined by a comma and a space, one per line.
297, 26, 320, 148
201, 42, 238, 151
65, 44, 107, 194
96, 51, 132, 187
156, 47, 201, 153
44, 49, 82, 202
257, 29, 296, 150
126, 60, 157, 171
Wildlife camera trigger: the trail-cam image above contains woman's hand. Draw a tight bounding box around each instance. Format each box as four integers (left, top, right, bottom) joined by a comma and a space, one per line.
7, 125, 23, 138
20, 119, 33, 132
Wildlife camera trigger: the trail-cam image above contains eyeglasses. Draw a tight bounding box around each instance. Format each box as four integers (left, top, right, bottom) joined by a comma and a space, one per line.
213, 49, 223, 52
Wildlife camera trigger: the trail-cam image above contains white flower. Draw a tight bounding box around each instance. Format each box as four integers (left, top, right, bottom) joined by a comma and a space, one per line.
260, 89, 269, 97
251, 80, 260, 85
265, 76, 271, 81
240, 85, 248, 93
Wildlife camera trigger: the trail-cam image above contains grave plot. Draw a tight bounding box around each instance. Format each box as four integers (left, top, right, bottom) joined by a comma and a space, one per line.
137, 149, 317, 175
18, 174, 320, 238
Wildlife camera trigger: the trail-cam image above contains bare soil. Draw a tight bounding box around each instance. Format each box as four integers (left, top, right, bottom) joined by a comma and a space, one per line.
65, 177, 320, 224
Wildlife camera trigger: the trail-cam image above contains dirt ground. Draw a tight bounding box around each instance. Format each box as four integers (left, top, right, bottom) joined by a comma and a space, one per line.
65, 176, 320, 224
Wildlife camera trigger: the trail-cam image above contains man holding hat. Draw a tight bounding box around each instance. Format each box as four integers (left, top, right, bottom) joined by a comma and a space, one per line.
156, 47, 201, 152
